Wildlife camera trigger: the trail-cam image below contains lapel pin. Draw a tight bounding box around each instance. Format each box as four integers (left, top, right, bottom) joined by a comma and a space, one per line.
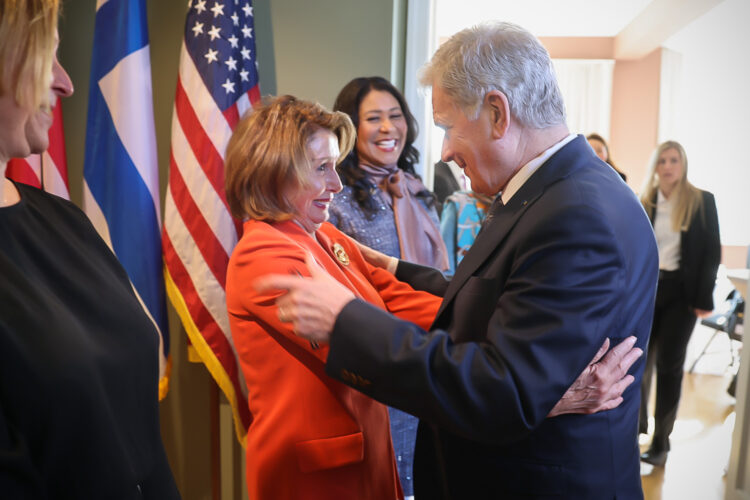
332, 242, 350, 266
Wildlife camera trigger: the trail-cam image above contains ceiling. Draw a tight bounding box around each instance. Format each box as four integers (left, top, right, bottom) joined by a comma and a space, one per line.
434, 0, 725, 60
435, 0, 655, 38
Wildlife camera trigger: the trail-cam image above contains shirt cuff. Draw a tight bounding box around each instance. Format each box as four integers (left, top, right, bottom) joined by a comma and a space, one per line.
386, 256, 398, 274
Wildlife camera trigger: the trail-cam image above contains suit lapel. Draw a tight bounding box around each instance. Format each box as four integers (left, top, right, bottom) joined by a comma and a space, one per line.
434, 188, 533, 322
432, 135, 589, 325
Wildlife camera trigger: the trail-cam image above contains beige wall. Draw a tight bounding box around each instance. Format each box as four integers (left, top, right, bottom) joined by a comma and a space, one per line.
540, 37, 614, 60
609, 48, 663, 191
265, 0, 405, 108
541, 38, 663, 191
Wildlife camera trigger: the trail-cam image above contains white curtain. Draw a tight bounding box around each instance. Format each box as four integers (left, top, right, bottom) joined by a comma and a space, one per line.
552, 59, 615, 138
403, 0, 437, 185
658, 48, 683, 144
418, 56, 616, 188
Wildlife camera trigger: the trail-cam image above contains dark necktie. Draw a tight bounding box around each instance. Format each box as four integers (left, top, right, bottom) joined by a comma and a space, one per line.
480, 194, 504, 232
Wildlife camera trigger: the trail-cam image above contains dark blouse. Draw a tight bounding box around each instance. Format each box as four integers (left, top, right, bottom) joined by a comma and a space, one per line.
0, 182, 179, 499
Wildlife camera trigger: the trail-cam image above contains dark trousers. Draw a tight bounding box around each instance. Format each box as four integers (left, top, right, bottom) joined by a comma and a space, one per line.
639, 271, 697, 451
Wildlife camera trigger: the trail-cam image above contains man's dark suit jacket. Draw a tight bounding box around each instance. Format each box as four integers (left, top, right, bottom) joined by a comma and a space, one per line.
326, 136, 659, 499
645, 189, 721, 311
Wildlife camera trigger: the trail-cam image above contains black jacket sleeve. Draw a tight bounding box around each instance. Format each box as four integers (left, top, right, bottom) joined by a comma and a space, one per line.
686, 190, 721, 310
395, 260, 451, 297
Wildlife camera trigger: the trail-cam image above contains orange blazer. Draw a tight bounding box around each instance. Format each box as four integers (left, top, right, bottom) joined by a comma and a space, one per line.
226, 220, 440, 500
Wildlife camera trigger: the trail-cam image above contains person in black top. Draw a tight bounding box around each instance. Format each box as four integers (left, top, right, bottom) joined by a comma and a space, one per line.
433, 160, 461, 215
0, 1, 180, 497
587, 133, 627, 182
638, 140, 721, 467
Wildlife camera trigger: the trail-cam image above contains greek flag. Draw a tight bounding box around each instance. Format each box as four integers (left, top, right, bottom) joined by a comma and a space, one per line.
83, 0, 169, 395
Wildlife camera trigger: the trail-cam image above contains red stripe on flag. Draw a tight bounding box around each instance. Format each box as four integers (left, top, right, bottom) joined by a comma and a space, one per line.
223, 104, 240, 130
47, 100, 69, 189
162, 233, 251, 428
174, 78, 231, 211
248, 84, 260, 104
6, 158, 41, 188
222, 103, 244, 238
167, 151, 230, 288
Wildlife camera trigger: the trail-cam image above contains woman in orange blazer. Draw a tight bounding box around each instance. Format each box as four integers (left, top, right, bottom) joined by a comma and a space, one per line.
224, 95, 440, 499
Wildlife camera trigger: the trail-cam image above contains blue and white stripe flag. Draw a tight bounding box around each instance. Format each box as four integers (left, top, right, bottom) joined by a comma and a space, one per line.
83, 0, 169, 396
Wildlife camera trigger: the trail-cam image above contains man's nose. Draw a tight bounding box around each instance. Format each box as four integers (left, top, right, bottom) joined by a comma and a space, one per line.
441, 138, 453, 163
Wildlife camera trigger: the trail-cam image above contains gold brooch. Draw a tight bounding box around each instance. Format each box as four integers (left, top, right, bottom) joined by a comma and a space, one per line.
332, 242, 350, 266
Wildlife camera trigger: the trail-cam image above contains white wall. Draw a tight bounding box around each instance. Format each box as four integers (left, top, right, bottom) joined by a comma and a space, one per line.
663, 0, 750, 246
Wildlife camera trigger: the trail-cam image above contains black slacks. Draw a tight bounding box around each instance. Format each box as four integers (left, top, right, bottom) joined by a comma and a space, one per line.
639, 270, 698, 451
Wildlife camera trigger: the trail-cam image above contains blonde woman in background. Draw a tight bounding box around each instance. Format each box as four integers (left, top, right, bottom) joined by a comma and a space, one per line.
0, 1, 179, 497
638, 140, 721, 467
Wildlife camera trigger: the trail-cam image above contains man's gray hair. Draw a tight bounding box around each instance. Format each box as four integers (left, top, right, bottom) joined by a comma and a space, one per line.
420, 22, 566, 128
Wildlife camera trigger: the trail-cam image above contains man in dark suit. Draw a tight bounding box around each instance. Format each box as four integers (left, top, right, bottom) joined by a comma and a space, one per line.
260, 22, 658, 499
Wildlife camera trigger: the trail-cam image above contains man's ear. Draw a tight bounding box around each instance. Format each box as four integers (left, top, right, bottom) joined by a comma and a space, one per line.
485, 90, 510, 139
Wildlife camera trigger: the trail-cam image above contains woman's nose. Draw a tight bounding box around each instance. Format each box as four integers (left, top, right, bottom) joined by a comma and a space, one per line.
327, 170, 343, 193
52, 57, 74, 98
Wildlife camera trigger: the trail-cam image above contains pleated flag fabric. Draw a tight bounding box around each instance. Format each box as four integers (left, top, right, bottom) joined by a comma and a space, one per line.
83, 0, 169, 397
162, 0, 260, 443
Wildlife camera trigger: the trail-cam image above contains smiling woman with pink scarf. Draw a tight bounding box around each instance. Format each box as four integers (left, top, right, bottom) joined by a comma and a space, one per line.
327, 76, 449, 498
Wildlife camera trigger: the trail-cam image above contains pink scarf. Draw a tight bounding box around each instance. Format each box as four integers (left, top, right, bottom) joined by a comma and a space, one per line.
361, 164, 450, 271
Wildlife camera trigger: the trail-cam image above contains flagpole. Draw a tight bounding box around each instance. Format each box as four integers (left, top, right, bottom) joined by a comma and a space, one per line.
210, 381, 221, 500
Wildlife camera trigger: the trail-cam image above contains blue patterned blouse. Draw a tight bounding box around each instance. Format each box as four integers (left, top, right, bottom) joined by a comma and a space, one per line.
328, 184, 441, 260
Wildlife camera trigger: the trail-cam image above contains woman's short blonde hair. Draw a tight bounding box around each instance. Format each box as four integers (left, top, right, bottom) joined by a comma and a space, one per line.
0, 0, 59, 110
225, 95, 356, 221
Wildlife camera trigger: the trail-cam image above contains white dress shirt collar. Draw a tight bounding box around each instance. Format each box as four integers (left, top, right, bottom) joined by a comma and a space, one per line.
654, 189, 681, 271
501, 134, 576, 205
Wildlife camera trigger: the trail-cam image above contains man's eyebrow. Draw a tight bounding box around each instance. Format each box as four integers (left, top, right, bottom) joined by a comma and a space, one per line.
433, 115, 449, 129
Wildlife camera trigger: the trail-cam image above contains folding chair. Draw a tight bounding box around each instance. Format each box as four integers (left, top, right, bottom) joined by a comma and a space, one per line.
689, 289, 745, 373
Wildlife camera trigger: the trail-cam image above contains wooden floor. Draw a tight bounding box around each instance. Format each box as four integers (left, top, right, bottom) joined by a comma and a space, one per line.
640, 320, 741, 500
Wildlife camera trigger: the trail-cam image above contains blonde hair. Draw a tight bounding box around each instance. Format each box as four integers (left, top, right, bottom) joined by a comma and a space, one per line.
640, 140, 704, 232
225, 95, 356, 221
0, 0, 59, 110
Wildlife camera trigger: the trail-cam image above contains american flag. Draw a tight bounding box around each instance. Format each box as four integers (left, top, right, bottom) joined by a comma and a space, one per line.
6, 98, 69, 199
162, 0, 259, 442
83, 0, 169, 397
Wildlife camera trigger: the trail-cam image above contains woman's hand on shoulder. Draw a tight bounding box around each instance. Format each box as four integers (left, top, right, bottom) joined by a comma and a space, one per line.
350, 237, 396, 273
